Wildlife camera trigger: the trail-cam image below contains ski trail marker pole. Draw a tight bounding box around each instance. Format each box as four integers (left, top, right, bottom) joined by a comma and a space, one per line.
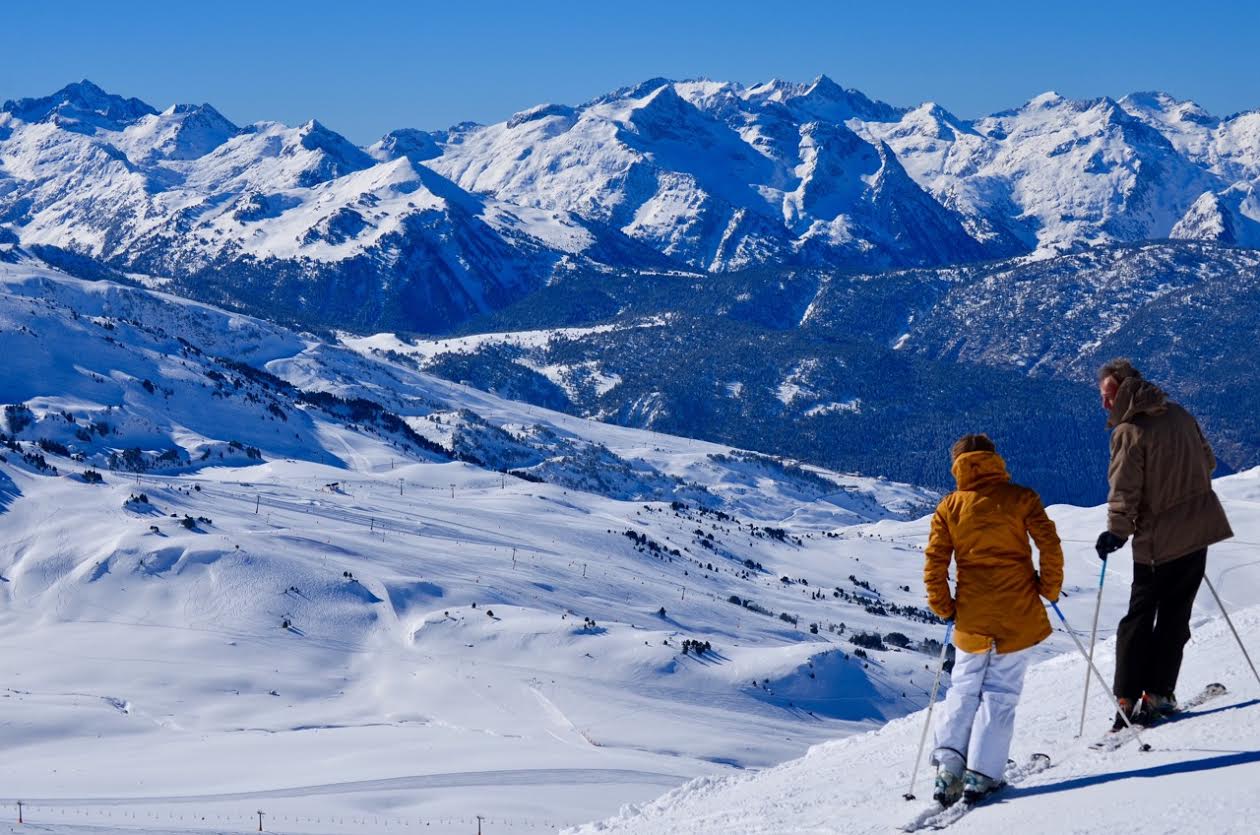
903, 620, 953, 800
1050, 601, 1150, 750
1076, 558, 1108, 737
1203, 575, 1260, 689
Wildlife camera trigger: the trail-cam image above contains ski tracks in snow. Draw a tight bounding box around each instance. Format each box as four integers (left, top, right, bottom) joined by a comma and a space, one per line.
16, 767, 688, 807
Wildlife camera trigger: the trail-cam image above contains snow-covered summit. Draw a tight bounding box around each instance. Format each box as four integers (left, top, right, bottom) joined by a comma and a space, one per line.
1170, 184, 1260, 247
1, 79, 158, 133
0, 80, 678, 331
425, 75, 982, 272
117, 102, 239, 162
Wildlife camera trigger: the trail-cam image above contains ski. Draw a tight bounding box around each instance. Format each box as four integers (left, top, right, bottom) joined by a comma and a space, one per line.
899, 753, 1051, 832
1089, 682, 1228, 752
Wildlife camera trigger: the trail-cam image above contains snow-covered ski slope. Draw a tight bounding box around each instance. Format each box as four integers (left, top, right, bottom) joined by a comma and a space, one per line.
0, 255, 941, 831
572, 468, 1260, 834
3, 255, 1260, 833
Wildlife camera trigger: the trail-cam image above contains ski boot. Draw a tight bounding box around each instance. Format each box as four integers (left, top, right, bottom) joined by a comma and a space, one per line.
961, 769, 1003, 804
1110, 696, 1159, 732
932, 763, 964, 808
1142, 691, 1178, 717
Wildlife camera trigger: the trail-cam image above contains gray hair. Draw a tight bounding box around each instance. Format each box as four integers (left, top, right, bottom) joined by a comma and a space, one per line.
1097, 358, 1143, 384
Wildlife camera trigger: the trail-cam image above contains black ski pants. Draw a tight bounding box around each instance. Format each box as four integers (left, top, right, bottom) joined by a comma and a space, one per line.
1113, 548, 1207, 702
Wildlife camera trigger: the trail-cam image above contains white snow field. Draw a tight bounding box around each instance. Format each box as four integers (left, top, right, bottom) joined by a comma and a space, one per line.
2, 255, 1259, 834
0, 256, 939, 833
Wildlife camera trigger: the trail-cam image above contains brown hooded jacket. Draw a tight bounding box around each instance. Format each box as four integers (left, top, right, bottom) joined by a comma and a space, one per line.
1106, 377, 1233, 565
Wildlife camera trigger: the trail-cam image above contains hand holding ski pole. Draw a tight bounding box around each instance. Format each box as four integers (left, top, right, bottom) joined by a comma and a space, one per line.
1095, 531, 1126, 560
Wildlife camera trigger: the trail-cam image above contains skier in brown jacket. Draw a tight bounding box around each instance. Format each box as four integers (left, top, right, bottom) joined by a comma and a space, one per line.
1095, 359, 1233, 730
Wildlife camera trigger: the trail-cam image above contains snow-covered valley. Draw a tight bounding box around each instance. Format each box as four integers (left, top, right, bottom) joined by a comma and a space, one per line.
0, 256, 948, 831
3, 250, 1260, 834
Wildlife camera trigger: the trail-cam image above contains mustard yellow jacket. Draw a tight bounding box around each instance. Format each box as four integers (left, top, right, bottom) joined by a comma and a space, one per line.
924, 451, 1064, 654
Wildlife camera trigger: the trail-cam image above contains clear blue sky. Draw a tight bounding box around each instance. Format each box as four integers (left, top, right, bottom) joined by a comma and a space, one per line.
3, 0, 1257, 144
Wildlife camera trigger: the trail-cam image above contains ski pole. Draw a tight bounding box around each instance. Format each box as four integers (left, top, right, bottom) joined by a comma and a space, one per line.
1050, 601, 1150, 751
1203, 575, 1260, 689
903, 620, 954, 801
1076, 558, 1108, 738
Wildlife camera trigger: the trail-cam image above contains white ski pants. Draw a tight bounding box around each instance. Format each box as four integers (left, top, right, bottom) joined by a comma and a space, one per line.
931, 644, 1032, 781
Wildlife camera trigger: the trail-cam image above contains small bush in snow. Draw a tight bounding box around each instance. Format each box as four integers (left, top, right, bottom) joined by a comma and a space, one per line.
884, 631, 912, 649
39, 438, 72, 457
850, 631, 886, 651
918, 637, 943, 655
3, 404, 34, 433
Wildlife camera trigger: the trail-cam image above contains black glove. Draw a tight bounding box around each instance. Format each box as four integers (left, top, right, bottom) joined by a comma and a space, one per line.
1095, 531, 1127, 559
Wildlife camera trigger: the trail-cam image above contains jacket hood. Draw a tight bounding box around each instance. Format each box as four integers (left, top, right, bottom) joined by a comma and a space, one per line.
951, 450, 1011, 491
1108, 377, 1169, 428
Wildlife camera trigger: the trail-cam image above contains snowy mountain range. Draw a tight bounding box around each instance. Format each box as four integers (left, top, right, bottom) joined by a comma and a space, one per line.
412, 77, 1260, 271
0, 81, 670, 333
2, 78, 1259, 333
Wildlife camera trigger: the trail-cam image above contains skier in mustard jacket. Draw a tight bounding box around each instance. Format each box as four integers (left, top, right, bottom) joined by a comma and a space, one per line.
923, 433, 1064, 806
